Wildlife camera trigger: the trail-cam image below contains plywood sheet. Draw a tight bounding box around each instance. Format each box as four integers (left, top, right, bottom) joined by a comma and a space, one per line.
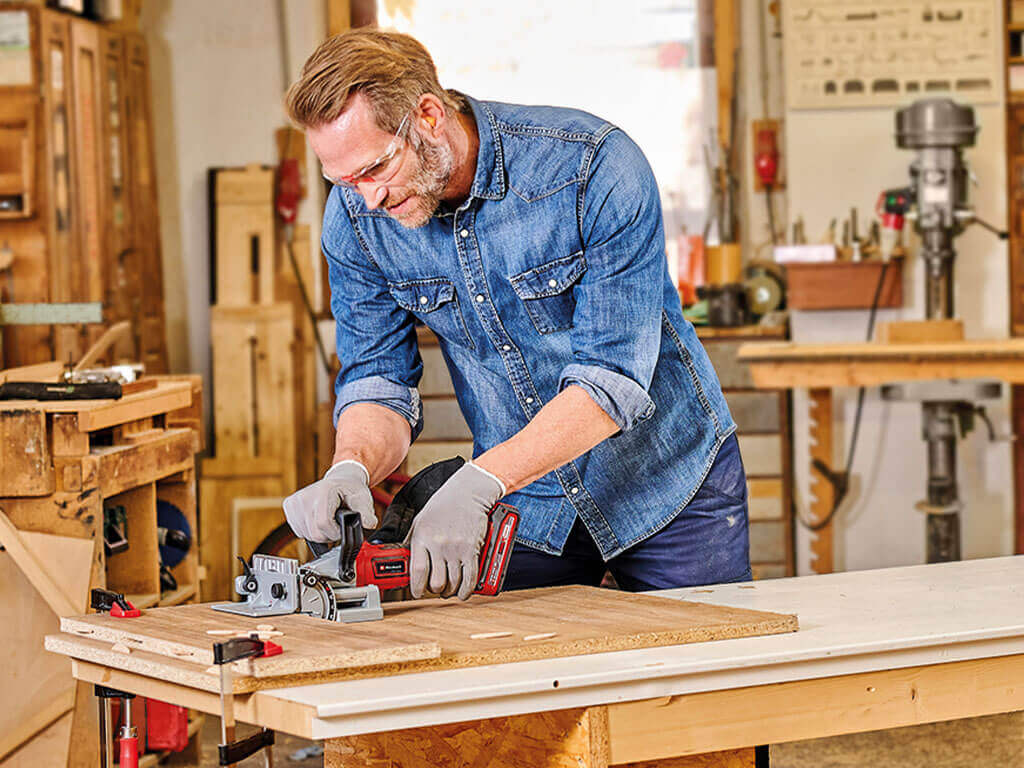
48, 586, 797, 694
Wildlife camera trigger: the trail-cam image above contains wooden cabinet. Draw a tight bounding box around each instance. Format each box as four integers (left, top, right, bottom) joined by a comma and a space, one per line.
697, 325, 796, 578
0, 376, 202, 766
0, 5, 167, 371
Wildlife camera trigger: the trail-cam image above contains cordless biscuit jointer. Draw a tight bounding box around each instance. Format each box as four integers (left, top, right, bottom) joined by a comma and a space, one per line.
212, 458, 519, 623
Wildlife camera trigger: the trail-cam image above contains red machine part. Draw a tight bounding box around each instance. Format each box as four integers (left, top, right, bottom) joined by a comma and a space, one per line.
354, 503, 520, 595
145, 700, 189, 752
754, 127, 779, 189
118, 734, 139, 768
275, 157, 302, 226
110, 599, 140, 619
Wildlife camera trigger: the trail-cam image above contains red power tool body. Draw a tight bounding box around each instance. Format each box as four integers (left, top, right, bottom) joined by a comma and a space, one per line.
356, 501, 519, 595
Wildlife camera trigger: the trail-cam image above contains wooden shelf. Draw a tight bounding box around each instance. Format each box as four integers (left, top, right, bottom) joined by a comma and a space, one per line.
159, 583, 197, 607
126, 592, 160, 609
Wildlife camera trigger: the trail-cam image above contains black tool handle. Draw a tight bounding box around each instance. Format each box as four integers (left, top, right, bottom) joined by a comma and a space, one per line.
0, 381, 122, 401
212, 636, 265, 665
218, 728, 274, 766
306, 508, 364, 582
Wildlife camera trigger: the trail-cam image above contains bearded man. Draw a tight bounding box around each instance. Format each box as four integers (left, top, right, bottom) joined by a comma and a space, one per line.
282, 29, 751, 600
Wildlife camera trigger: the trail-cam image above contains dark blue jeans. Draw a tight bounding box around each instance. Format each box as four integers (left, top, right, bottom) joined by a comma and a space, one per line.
504, 433, 753, 591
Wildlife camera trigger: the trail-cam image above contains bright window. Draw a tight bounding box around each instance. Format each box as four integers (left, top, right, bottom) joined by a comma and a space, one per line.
378, 1, 716, 281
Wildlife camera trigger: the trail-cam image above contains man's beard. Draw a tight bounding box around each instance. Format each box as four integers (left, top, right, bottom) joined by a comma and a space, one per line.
384, 133, 454, 228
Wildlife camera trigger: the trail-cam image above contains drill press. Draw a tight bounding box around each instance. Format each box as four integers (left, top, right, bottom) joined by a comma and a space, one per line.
879, 98, 1007, 563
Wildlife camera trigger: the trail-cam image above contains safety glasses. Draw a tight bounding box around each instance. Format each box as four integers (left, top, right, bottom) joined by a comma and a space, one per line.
322, 111, 412, 190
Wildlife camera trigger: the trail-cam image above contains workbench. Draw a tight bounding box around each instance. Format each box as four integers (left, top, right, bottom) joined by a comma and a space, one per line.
55, 556, 1024, 767
736, 338, 1024, 573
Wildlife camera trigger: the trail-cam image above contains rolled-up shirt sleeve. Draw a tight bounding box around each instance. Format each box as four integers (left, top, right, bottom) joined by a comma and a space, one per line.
557, 129, 664, 433
323, 187, 424, 441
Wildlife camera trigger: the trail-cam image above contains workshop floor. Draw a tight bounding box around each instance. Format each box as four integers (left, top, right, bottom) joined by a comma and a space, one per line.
195, 712, 1024, 766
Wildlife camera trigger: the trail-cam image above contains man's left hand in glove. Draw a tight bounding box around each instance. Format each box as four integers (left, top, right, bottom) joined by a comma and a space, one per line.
407, 462, 506, 600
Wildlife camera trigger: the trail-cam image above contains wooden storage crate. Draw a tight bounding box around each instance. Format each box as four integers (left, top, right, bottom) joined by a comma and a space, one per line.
785, 258, 903, 311
0, 376, 202, 766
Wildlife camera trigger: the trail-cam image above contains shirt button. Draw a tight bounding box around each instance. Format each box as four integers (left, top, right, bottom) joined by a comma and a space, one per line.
419, 296, 428, 305
460, 229, 469, 238
502, 344, 511, 351
525, 397, 534, 404
570, 487, 579, 495
547, 278, 557, 288
475, 294, 485, 303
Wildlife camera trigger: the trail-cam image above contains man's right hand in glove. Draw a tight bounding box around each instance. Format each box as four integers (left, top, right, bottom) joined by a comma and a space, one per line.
283, 459, 377, 542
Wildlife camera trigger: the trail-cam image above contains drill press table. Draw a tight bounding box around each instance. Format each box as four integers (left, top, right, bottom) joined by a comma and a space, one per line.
51, 557, 1024, 767
737, 337, 1024, 574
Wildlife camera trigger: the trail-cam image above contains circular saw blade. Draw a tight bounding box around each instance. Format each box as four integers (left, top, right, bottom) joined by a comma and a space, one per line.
299, 573, 339, 621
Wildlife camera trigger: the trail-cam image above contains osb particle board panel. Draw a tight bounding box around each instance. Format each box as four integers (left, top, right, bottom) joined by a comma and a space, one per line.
47, 586, 798, 694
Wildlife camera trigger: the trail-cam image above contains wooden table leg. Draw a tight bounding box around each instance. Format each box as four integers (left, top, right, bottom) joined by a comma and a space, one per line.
808, 387, 835, 574
324, 706, 755, 767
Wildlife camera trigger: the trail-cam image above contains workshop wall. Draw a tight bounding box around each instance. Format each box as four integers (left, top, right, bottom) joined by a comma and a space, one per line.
141, 0, 325, 401
781, 30, 1012, 568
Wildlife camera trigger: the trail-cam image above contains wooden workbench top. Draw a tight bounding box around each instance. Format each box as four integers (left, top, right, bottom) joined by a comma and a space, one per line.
0, 379, 192, 431
736, 338, 1024, 387
47, 586, 796, 694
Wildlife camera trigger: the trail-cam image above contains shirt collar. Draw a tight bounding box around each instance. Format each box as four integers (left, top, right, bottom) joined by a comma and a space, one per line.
463, 94, 506, 201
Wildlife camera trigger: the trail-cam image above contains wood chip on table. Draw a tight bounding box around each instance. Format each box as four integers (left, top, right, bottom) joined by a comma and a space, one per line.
111, 643, 131, 655
469, 631, 513, 640
523, 633, 557, 641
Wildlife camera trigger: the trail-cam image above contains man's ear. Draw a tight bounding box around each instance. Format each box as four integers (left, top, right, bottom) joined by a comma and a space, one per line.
416, 93, 445, 135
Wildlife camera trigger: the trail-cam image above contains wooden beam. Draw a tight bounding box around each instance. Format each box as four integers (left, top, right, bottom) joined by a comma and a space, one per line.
713, 0, 738, 152
0, 510, 79, 618
326, 0, 350, 37
807, 388, 834, 575
96, 428, 196, 497
606, 654, 1024, 764
325, 706, 614, 768
69, 660, 316, 739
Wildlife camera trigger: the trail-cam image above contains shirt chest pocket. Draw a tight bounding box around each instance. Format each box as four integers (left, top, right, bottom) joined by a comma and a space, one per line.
508, 252, 586, 334
388, 278, 475, 349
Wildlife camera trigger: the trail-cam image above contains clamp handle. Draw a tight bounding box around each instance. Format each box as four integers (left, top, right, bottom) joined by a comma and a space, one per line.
305, 508, 364, 583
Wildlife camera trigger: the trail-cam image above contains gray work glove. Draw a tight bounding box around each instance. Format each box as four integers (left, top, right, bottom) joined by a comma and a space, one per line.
408, 462, 506, 601
282, 460, 376, 542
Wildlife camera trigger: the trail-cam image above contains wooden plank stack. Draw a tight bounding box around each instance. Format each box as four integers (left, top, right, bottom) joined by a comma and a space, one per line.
201, 164, 323, 602
0, 375, 203, 766
0, 4, 168, 371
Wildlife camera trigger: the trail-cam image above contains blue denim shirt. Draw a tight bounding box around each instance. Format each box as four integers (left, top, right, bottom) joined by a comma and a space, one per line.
323, 95, 736, 560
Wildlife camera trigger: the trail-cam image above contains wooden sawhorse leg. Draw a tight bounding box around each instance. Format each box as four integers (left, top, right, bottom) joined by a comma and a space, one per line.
325, 706, 757, 767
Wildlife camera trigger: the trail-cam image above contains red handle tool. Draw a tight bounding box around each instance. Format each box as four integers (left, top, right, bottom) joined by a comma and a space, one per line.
356, 502, 519, 595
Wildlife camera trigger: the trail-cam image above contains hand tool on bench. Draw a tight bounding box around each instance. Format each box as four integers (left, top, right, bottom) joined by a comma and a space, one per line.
213, 635, 280, 766
0, 379, 122, 400
212, 458, 519, 623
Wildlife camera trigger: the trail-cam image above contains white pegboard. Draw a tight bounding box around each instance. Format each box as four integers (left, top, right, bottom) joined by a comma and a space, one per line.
784, 1, 1002, 110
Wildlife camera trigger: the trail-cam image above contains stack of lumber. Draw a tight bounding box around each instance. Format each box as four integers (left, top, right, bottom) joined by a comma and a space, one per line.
201, 164, 326, 602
